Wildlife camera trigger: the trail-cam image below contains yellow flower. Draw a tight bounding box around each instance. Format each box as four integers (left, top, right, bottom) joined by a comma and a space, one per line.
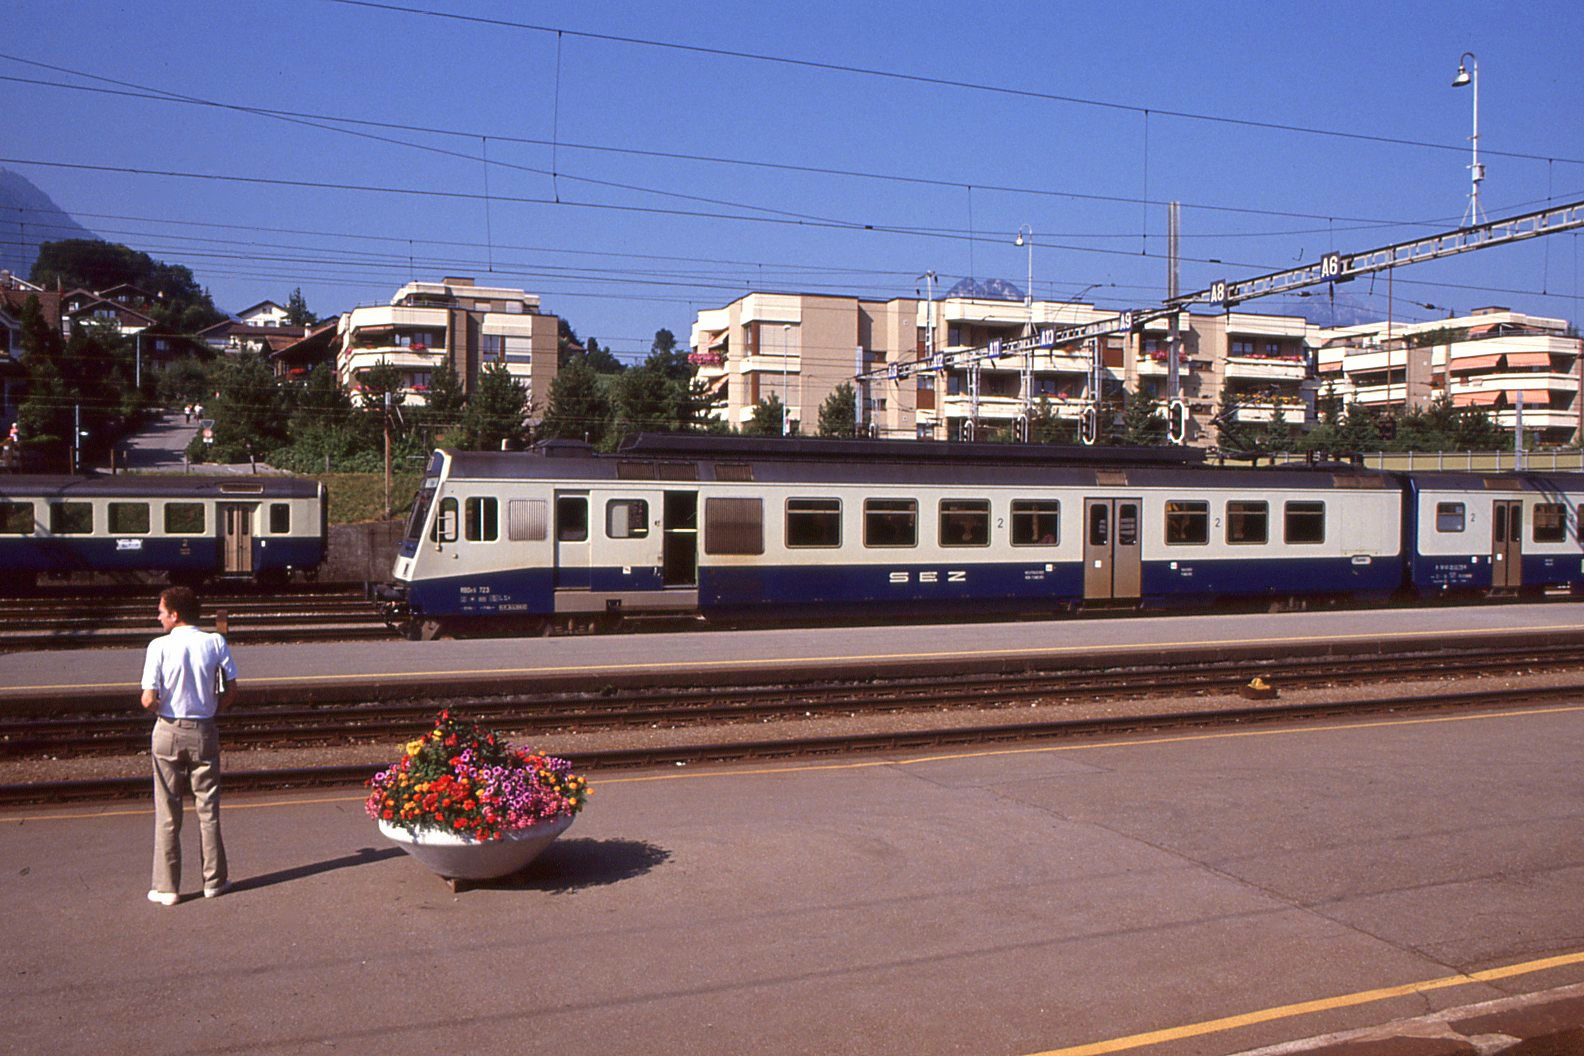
405, 739, 424, 757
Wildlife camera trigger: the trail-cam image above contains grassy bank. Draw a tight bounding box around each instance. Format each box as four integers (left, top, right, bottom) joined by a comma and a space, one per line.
309, 471, 424, 526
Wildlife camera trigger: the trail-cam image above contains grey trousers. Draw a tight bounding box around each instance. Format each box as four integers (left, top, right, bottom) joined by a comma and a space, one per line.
151, 718, 227, 894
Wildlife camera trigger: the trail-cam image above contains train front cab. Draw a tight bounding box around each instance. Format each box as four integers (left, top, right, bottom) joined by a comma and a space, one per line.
1405, 473, 1584, 597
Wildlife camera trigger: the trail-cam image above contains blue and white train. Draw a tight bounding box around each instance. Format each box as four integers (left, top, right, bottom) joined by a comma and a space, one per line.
376, 434, 1584, 639
0, 474, 328, 589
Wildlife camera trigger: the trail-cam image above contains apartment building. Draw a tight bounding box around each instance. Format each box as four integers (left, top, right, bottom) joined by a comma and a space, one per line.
334, 277, 558, 410
690, 289, 1312, 445
1313, 307, 1583, 444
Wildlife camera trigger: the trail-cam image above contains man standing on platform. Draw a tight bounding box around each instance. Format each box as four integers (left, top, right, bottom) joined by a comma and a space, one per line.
140, 586, 238, 905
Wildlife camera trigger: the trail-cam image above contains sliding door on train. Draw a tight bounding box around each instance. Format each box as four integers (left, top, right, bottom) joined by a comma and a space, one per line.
219, 503, 254, 574
553, 492, 591, 589
1083, 498, 1142, 602
1491, 499, 1522, 590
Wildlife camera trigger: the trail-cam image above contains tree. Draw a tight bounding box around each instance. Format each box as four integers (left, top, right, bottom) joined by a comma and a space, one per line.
418, 360, 466, 442
198, 352, 284, 463
1028, 396, 1078, 445
581, 336, 624, 374
461, 363, 529, 450
538, 356, 610, 445
1118, 389, 1165, 446
610, 362, 680, 441
745, 394, 791, 436
284, 287, 318, 326
817, 382, 858, 437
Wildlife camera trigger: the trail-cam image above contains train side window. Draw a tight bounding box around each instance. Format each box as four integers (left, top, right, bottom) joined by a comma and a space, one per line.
1533, 503, 1567, 543
704, 497, 764, 554
864, 498, 917, 548
1088, 504, 1108, 546
108, 502, 150, 535
555, 497, 587, 542
164, 502, 205, 535
1435, 502, 1465, 533
786, 498, 841, 548
939, 499, 990, 547
1284, 501, 1326, 544
0, 501, 34, 534
1164, 500, 1208, 545
464, 497, 498, 542
508, 499, 548, 542
1011, 500, 1059, 546
269, 503, 290, 534
432, 497, 459, 543
1226, 501, 1268, 544
49, 502, 93, 535
606, 499, 650, 539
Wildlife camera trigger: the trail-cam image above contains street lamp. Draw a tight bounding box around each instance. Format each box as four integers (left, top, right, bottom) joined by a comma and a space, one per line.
1451, 51, 1483, 226
1014, 225, 1033, 311
781, 323, 792, 436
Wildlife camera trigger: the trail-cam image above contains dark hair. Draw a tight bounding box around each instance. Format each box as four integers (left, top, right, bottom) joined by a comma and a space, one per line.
159, 585, 200, 623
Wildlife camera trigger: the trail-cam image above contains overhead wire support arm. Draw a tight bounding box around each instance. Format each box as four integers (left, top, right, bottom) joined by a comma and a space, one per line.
856, 198, 1584, 386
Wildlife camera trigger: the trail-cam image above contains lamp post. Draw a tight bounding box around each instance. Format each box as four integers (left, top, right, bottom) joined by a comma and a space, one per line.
1451, 52, 1483, 226
1014, 226, 1033, 313
781, 323, 792, 436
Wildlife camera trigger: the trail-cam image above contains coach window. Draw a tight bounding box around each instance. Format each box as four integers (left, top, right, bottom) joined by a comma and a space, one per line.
1435, 502, 1466, 533
555, 496, 587, 542
1225, 501, 1268, 544
1534, 503, 1567, 543
940, 499, 990, 547
163, 502, 205, 535
606, 499, 650, 539
49, 502, 93, 535
269, 502, 290, 534
464, 496, 499, 542
1011, 500, 1060, 546
786, 498, 841, 548
109, 501, 150, 535
704, 497, 764, 555
1284, 501, 1326, 544
1164, 500, 1209, 545
432, 497, 459, 543
0, 501, 33, 534
864, 498, 917, 547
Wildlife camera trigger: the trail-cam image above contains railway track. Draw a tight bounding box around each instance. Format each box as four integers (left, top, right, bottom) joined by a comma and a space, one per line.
0, 587, 387, 648
4, 640, 1583, 804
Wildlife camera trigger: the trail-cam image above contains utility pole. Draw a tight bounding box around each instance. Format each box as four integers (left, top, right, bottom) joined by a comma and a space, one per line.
1167, 201, 1186, 444
383, 390, 393, 520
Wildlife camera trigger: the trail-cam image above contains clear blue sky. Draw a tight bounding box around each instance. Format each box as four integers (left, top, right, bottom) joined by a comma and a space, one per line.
5, 1, 1582, 360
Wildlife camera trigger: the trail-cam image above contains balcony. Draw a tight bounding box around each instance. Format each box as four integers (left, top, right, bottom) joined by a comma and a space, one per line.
1224, 355, 1308, 382
1231, 399, 1307, 424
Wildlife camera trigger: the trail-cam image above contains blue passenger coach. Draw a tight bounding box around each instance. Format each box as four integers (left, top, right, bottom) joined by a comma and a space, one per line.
1401, 471, 1584, 596
0, 474, 328, 588
380, 435, 1437, 639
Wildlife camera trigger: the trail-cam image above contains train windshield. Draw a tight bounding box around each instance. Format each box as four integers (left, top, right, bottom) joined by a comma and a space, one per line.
403, 480, 438, 542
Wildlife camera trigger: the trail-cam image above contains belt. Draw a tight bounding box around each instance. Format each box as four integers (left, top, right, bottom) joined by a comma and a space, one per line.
157, 716, 214, 728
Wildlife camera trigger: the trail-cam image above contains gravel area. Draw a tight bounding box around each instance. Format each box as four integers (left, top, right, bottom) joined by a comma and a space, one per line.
6, 665, 1581, 787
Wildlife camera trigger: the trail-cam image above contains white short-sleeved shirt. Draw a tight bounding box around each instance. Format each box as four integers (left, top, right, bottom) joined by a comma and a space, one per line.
141, 625, 238, 720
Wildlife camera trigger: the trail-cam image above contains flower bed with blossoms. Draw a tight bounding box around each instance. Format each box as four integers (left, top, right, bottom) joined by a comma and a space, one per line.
365, 709, 590, 842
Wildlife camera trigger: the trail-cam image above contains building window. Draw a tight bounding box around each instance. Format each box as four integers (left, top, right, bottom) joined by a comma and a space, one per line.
1284, 501, 1326, 544
482, 334, 504, 362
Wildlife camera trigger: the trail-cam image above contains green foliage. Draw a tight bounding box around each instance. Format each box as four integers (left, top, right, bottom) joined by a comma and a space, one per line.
817, 382, 858, 437
156, 356, 212, 406
1387, 393, 1507, 452
1118, 390, 1165, 446
745, 394, 792, 436
417, 359, 466, 443
610, 362, 680, 441
1028, 397, 1079, 445
461, 362, 530, 450
580, 336, 625, 374
190, 352, 285, 463
13, 296, 144, 470
538, 356, 611, 445
284, 287, 317, 326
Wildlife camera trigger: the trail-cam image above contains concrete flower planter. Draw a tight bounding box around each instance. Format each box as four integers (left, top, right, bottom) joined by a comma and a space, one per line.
379, 814, 574, 883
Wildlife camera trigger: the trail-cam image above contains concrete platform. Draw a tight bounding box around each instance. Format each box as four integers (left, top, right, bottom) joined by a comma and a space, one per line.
7, 697, 1584, 1055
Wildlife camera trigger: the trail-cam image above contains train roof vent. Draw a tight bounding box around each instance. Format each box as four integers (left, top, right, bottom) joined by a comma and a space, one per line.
1094, 469, 1128, 486
1331, 475, 1385, 488
1483, 476, 1525, 490
616, 460, 656, 480
219, 482, 265, 494
656, 461, 698, 481
715, 463, 754, 482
